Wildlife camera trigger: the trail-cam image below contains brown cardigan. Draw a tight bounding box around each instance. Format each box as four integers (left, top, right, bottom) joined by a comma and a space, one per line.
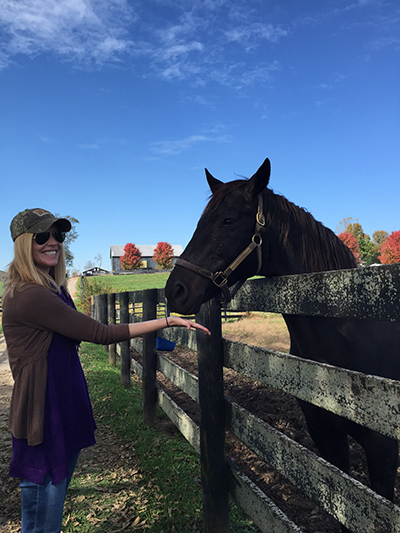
2, 284, 131, 446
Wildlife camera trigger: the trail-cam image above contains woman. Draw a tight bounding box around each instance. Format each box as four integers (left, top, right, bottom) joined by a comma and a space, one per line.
2, 208, 210, 533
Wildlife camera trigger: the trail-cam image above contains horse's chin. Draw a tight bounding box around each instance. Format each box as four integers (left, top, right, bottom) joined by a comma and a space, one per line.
166, 299, 203, 316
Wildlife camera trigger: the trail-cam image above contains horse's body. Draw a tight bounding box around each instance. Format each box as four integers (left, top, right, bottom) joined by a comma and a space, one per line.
165, 158, 399, 530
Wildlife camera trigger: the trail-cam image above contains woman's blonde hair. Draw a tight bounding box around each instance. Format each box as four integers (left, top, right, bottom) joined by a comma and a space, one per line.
6, 233, 67, 295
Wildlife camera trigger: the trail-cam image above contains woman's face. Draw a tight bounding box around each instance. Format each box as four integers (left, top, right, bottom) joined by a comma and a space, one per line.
31, 224, 63, 273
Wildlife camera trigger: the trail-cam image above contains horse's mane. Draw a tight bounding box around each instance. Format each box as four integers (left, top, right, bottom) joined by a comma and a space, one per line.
204, 179, 357, 273
264, 188, 357, 272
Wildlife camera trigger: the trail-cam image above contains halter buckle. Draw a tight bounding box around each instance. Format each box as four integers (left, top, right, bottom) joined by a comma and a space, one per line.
212, 271, 229, 288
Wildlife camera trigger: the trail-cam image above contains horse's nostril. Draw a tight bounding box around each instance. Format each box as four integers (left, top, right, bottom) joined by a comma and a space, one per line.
172, 282, 188, 304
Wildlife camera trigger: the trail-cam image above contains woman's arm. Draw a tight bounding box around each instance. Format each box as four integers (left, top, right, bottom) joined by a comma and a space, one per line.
10, 284, 210, 344
127, 315, 210, 338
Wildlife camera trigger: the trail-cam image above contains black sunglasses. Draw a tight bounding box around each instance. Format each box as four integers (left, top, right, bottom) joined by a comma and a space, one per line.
33, 230, 66, 245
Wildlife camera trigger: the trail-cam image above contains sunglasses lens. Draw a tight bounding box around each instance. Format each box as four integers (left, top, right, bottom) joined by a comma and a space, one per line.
34, 231, 66, 245
34, 232, 50, 245
54, 231, 66, 243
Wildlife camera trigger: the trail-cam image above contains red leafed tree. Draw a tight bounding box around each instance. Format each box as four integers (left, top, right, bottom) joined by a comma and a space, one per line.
379, 231, 400, 264
120, 243, 142, 271
153, 242, 174, 270
338, 232, 362, 263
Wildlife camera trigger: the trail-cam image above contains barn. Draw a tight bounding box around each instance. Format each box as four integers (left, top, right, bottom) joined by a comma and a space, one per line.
110, 244, 183, 274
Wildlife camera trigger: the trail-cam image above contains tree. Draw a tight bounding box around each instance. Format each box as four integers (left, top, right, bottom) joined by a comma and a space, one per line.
372, 230, 388, 248
379, 231, 400, 264
344, 221, 379, 265
120, 243, 142, 271
336, 217, 359, 235
338, 232, 361, 263
94, 253, 103, 267
153, 242, 174, 270
84, 260, 95, 271
55, 214, 79, 267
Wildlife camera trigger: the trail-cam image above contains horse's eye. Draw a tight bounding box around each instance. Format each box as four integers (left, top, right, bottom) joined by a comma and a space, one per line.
223, 217, 236, 226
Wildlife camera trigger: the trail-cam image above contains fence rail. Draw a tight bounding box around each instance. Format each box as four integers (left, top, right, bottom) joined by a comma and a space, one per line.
93, 263, 400, 533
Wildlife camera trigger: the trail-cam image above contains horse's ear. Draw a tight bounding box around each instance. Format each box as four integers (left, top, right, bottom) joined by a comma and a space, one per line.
249, 158, 271, 196
205, 169, 223, 194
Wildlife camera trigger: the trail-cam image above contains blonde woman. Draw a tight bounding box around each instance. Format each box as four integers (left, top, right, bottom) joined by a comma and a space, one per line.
3, 208, 210, 533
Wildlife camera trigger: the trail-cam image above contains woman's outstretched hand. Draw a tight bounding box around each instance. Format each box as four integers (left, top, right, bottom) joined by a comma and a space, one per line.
166, 316, 211, 335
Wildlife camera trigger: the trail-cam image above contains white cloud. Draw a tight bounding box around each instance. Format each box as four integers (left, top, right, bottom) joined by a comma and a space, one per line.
0, 0, 135, 68
78, 143, 100, 149
0, 0, 287, 89
225, 22, 289, 48
150, 133, 231, 155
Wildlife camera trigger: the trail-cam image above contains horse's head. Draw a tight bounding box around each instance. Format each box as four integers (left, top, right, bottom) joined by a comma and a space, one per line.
165, 158, 271, 315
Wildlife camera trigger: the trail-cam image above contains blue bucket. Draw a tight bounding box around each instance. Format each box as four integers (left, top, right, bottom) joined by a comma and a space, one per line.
156, 337, 176, 351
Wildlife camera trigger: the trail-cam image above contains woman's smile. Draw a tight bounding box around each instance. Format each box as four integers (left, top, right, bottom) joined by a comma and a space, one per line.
32, 225, 62, 272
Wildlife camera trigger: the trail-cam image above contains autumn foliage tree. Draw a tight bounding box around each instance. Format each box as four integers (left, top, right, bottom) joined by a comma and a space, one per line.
337, 218, 389, 265
153, 242, 174, 270
338, 232, 362, 263
379, 231, 400, 264
120, 243, 142, 271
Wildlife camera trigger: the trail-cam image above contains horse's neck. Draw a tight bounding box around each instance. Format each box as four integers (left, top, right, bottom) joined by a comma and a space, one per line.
259, 192, 356, 276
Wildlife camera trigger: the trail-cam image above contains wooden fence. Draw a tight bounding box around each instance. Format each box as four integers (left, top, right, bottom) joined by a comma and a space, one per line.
93, 263, 400, 533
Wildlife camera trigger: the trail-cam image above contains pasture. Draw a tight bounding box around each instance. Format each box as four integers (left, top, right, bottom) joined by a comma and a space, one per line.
81, 272, 170, 293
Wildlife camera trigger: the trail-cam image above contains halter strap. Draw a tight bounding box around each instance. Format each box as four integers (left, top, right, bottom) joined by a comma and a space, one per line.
176, 193, 265, 304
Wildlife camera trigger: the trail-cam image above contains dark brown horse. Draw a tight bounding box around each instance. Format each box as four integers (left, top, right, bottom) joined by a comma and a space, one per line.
165, 158, 399, 530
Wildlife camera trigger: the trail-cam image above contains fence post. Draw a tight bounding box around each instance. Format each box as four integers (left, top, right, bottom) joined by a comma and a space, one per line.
118, 292, 131, 388
108, 293, 116, 366
196, 298, 229, 533
98, 293, 108, 351
142, 288, 158, 427
98, 293, 108, 323
92, 294, 99, 320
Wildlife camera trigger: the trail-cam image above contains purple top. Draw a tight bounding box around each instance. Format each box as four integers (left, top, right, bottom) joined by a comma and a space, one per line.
9, 288, 96, 484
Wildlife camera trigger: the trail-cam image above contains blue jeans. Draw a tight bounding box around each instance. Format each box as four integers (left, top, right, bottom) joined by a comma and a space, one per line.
20, 453, 79, 533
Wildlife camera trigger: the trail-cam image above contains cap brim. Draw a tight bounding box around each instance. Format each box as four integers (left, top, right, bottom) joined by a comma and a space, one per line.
28, 217, 72, 234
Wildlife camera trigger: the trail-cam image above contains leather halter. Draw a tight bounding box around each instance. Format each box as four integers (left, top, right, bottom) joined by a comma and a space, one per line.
176, 193, 266, 304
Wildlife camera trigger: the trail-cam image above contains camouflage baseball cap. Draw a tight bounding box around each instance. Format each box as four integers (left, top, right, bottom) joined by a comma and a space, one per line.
10, 208, 72, 242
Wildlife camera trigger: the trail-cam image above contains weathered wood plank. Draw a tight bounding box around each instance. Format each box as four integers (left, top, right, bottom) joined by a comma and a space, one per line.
224, 340, 400, 440
228, 465, 304, 533
161, 327, 198, 351
130, 357, 143, 380
226, 400, 400, 533
157, 389, 200, 452
157, 354, 199, 402
229, 264, 400, 321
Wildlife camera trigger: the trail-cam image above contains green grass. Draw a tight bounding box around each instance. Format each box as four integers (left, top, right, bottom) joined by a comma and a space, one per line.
67, 343, 259, 533
82, 273, 170, 294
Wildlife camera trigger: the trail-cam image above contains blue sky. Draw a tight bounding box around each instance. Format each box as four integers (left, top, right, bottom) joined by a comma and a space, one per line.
1, 0, 399, 273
